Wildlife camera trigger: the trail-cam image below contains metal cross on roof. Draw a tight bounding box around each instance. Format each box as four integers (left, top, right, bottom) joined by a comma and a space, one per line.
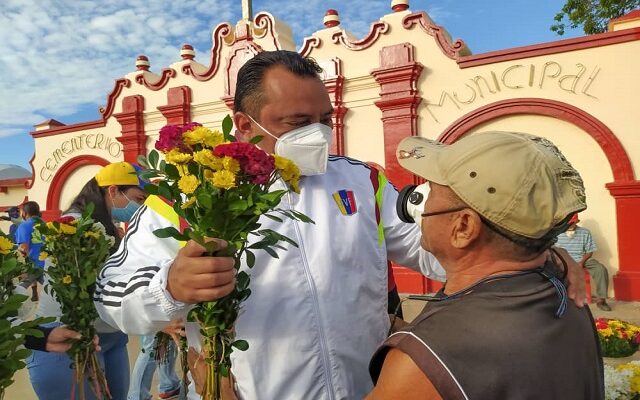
242, 0, 253, 21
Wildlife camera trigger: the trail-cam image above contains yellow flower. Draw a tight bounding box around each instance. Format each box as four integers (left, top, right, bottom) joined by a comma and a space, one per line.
210, 170, 236, 189
39, 251, 48, 261
181, 197, 196, 209
59, 223, 77, 235
84, 230, 101, 240
222, 156, 240, 174
0, 236, 13, 255
62, 275, 73, 284
274, 154, 301, 193
193, 150, 223, 170
178, 174, 200, 194
165, 149, 193, 164
183, 127, 223, 148
599, 327, 614, 337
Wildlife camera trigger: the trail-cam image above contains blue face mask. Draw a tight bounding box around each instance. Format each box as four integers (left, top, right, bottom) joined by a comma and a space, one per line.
111, 194, 141, 223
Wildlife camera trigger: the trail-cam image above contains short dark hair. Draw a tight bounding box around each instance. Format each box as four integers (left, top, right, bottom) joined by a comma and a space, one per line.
233, 50, 323, 118
22, 201, 41, 217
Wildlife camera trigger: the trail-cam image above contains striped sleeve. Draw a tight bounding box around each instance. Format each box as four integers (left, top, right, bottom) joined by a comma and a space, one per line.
94, 196, 191, 335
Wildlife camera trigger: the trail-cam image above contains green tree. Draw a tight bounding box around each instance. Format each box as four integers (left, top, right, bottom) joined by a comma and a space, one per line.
552, 0, 640, 35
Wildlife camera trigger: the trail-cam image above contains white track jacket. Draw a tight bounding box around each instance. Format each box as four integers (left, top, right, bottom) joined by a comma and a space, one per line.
95, 156, 445, 400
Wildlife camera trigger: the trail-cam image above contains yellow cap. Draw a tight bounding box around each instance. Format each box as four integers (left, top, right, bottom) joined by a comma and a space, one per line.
397, 131, 587, 239
94, 162, 139, 187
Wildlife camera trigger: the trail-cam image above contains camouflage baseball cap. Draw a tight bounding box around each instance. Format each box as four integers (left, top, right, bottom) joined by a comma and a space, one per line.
397, 131, 587, 239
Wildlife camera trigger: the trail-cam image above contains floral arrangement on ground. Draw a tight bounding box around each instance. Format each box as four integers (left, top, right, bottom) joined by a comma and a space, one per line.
605, 360, 640, 400
597, 317, 640, 358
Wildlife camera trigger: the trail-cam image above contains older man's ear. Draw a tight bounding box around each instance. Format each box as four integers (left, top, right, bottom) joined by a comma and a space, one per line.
451, 210, 482, 249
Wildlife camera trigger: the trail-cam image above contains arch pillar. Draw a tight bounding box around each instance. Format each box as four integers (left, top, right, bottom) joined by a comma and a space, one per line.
44, 155, 110, 221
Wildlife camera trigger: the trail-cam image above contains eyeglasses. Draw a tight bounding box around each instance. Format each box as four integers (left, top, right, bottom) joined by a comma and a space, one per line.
421, 207, 468, 218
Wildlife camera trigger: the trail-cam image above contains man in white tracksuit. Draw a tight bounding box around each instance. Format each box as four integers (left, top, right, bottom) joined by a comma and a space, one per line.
95, 50, 444, 399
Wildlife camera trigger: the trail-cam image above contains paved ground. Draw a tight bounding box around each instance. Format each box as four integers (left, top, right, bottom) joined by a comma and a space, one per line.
6, 299, 639, 399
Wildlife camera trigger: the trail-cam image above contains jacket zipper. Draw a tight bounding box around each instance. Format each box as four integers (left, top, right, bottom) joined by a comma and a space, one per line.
287, 190, 336, 400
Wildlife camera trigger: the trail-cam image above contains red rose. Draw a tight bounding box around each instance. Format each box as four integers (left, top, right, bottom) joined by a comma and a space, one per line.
213, 143, 275, 184
155, 124, 184, 152
634, 334, 640, 344
56, 216, 76, 224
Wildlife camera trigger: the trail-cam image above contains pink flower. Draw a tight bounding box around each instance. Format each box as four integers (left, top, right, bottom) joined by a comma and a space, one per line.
634, 334, 640, 345
213, 142, 275, 184
155, 125, 184, 152
182, 122, 203, 132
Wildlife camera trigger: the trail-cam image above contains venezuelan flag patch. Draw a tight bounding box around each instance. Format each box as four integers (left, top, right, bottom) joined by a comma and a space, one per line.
333, 190, 357, 216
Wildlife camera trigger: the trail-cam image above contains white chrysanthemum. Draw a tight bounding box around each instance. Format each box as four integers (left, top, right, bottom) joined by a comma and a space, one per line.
92, 222, 107, 236
604, 364, 632, 400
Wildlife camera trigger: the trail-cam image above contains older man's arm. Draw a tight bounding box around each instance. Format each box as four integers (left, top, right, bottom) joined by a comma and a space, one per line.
366, 348, 442, 400
552, 247, 588, 308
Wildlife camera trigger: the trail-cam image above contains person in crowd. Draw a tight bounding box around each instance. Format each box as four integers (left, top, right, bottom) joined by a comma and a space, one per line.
128, 320, 184, 400
24, 325, 100, 353
2, 206, 22, 241
367, 131, 604, 399
15, 201, 45, 302
94, 51, 588, 399
27, 161, 147, 400
556, 214, 612, 311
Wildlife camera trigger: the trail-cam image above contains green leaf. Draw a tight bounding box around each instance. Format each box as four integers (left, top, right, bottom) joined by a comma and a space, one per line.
165, 163, 179, 178
222, 115, 235, 141
228, 200, 248, 213
149, 150, 160, 168
245, 250, 256, 268
263, 247, 279, 258
263, 214, 283, 223
153, 227, 187, 241
144, 184, 159, 196
249, 135, 264, 145
196, 192, 213, 209
137, 155, 149, 168
231, 340, 249, 351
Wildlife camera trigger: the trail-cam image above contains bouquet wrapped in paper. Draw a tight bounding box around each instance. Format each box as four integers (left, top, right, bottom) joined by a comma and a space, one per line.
0, 233, 51, 400
34, 207, 115, 400
139, 116, 311, 399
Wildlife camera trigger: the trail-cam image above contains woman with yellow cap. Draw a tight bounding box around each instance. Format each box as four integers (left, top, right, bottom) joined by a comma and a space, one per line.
26, 161, 147, 400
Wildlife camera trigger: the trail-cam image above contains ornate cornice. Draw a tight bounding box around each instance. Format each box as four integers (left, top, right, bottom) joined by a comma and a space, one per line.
402, 12, 470, 60
100, 78, 132, 120
134, 68, 177, 91
331, 21, 390, 51
254, 12, 280, 50
182, 22, 233, 82
298, 36, 321, 58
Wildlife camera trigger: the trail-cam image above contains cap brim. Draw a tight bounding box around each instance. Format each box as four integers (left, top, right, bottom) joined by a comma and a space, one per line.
396, 136, 448, 184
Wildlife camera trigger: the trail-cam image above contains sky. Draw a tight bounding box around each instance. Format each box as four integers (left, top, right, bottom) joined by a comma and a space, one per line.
0, 0, 584, 170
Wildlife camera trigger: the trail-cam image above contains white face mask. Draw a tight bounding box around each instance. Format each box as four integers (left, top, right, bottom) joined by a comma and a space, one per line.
248, 116, 333, 176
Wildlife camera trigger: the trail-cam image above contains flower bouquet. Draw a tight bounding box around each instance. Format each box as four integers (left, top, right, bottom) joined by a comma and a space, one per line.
604, 361, 640, 400
34, 207, 115, 400
138, 116, 311, 399
0, 233, 52, 400
596, 317, 640, 358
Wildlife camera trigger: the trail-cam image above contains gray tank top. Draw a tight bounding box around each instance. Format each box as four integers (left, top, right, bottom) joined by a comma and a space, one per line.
370, 265, 604, 399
